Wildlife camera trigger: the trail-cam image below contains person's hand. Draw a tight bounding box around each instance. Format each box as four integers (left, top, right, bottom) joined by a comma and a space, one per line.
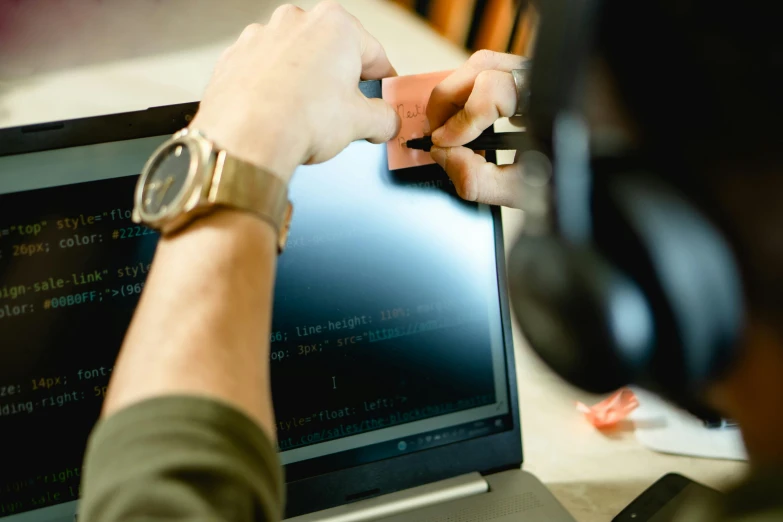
426, 50, 527, 207
190, 1, 400, 182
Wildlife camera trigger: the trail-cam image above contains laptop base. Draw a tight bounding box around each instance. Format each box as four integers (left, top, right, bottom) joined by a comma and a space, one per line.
288, 469, 576, 522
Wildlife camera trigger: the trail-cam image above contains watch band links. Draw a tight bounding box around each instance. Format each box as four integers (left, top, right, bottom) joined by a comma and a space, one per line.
211, 150, 293, 253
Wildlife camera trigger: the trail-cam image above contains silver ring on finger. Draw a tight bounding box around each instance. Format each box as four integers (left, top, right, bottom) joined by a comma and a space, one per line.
511, 59, 533, 118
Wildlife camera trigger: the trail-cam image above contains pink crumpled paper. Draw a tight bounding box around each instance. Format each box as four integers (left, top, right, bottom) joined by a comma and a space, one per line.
576, 388, 639, 429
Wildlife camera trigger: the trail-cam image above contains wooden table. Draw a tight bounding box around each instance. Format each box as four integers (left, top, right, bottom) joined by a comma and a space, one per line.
0, 1, 747, 520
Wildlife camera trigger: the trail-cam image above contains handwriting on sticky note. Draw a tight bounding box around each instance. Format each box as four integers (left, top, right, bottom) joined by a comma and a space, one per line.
382, 70, 453, 171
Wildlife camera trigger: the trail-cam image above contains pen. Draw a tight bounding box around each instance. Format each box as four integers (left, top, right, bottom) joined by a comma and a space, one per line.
703, 418, 739, 429
406, 130, 525, 152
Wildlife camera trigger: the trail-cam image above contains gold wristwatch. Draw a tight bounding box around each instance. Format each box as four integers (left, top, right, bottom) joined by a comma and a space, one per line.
132, 128, 293, 252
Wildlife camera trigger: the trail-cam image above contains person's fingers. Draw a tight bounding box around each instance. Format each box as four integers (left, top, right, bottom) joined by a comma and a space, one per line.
431, 69, 517, 147
357, 27, 397, 79
353, 96, 401, 144
314, 0, 396, 79
430, 146, 524, 207
268, 4, 304, 26
235, 23, 262, 46
427, 50, 526, 133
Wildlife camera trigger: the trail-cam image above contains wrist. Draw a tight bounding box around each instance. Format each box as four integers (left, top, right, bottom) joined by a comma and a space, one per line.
163, 207, 278, 250
158, 209, 279, 273
190, 112, 304, 183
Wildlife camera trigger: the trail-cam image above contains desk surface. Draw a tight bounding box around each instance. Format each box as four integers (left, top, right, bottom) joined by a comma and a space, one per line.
0, 1, 747, 520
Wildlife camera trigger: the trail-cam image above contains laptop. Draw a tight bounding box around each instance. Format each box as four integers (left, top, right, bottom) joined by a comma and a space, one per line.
0, 85, 576, 522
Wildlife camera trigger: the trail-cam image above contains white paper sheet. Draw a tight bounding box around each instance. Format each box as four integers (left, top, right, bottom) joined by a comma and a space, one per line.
630, 387, 747, 461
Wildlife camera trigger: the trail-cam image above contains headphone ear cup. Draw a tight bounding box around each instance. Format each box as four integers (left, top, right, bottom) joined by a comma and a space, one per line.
595, 174, 744, 396
508, 235, 655, 394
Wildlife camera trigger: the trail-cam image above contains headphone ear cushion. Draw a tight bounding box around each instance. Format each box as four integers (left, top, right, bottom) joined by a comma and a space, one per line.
596, 174, 744, 395
508, 235, 655, 394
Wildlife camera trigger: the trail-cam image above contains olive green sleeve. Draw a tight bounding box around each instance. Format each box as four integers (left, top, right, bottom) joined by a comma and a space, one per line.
79, 396, 285, 521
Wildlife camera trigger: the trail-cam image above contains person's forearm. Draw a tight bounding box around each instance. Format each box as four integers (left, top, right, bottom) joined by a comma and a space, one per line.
97, 1, 402, 447
102, 209, 278, 439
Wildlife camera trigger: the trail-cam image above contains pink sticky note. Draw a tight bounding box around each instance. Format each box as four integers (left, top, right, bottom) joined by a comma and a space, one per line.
576, 388, 640, 429
382, 70, 453, 171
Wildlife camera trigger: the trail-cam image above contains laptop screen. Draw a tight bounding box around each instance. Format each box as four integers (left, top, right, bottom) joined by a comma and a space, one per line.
0, 132, 512, 520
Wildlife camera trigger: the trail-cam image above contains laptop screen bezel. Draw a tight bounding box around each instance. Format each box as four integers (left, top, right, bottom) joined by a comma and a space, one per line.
0, 92, 523, 519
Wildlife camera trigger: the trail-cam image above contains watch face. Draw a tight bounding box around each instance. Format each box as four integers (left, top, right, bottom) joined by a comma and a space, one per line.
141, 142, 193, 218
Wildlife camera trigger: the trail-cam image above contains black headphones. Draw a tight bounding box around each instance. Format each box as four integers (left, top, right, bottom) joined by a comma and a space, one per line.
507, 0, 745, 403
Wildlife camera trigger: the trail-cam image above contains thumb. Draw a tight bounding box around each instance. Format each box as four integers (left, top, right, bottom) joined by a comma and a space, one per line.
353, 96, 401, 144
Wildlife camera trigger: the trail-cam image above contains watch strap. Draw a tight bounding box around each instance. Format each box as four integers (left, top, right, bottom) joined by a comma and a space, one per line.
210, 150, 293, 253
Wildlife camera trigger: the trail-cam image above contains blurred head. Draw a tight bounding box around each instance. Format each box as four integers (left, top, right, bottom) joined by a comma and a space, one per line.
596, 2, 783, 463
523, 0, 783, 464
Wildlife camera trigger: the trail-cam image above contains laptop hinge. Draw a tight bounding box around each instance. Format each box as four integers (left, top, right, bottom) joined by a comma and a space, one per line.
286, 472, 488, 522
